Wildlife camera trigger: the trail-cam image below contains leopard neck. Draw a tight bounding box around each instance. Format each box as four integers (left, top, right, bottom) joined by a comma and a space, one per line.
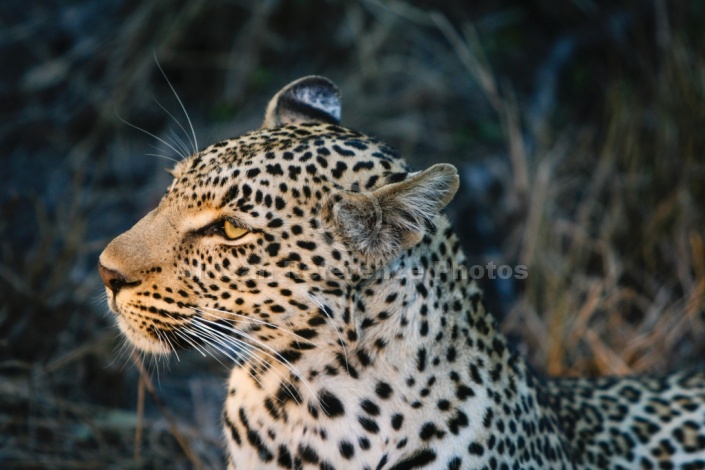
345, 216, 513, 377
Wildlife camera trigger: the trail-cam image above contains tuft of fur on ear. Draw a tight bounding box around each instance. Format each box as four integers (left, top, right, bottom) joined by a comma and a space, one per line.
262, 76, 341, 129
328, 164, 459, 262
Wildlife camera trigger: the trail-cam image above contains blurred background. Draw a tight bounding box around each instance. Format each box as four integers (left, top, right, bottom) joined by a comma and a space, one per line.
1, 0, 704, 467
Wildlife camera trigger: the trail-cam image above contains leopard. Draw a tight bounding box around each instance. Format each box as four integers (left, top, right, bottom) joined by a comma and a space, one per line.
99, 76, 705, 469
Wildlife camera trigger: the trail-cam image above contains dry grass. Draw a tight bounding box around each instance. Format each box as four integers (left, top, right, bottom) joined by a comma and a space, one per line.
1, 0, 703, 467
502, 8, 705, 375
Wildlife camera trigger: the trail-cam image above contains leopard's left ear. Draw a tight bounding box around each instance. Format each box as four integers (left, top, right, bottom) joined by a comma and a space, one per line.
262, 76, 341, 129
327, 163, 460, 262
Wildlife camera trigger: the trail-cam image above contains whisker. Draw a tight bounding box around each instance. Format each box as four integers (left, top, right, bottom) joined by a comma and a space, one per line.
180, 323, 241, 364
173, 328, 209, 358
109, 332, 136, 371
145, 152, 180, 163
167, 127, 192, 159
195, 305, 326, 350
115, 111, 186, 162
154, 326, 180, 361
182, 324, 272, 393
154, 52, 198, 155
151, 97, 196, 159
190, 316, 315, 404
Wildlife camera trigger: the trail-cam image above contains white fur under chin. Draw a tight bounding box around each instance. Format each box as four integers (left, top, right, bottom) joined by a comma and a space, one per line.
117, 316, 172, 355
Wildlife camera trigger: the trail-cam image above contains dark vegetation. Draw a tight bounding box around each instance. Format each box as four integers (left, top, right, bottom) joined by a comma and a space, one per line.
1, 0, 703, 467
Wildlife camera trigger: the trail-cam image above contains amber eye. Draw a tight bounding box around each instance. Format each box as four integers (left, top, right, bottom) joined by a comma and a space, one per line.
223, 220, 249, 240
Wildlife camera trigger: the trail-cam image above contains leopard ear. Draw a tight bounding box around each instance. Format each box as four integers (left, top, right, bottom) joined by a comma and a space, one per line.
327, 164, 459, 262
262, 76, 341, 128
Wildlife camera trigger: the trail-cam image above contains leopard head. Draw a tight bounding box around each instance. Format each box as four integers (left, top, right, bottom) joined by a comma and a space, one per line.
99, 76, 458, 362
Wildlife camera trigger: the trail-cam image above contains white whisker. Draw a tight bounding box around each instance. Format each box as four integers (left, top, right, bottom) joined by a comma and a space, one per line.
154, 52, 198, 155
115, 111, 187, 161
154, 326, 180, 361
182, 323, 273, 393
145, 152, 180, 163
196, 305, 325, 350
167, 127, 192, 159
189, 316, 315, 404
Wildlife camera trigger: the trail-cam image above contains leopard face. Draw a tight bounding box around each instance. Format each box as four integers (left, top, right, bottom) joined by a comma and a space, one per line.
99, 76, 458, 366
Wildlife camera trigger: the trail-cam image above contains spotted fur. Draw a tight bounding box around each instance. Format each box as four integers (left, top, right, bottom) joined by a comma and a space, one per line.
99, 76, 705, 469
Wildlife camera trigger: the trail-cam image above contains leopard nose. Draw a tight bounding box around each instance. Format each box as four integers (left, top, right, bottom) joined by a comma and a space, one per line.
98, 263, 140, 293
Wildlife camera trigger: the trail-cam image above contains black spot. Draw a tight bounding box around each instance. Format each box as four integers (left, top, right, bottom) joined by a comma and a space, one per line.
266, 163, 284, 176
276, 349, 302, 364
264, 397, 280, 420
376, 454, 389, 470
332, 144, 355, 157
419, 422, 439, 441
448, 410, 469, 434
447, 457, 462, 470
221, 184, 239, 207
331, 160, 348, 178
277, 445, 293, 467
266, 243, 281, 256
297, 240, 317, 251
293, 328, 318, 339
353, 160, 374, 171
386, 172, 408, 184
468, 442, 484, 455
268, 218, 284, 228
288, 165, 302, 180
236, 266, 249, 276
391, 413, 404, 430
456, 385, 474, 400
482, 408, 493, 428
437, 399, 450, 411
356, 349, 372, 366
298, 444, 319, 464
339, 440, 354, 459
319, 390, 345, 418
417, 348, 427, 372
360, 399, 380, 416
223, 414, 241, 445
388, 449, 437, 469
375, 381, 393, 399
470, 364, 483, 385
358, 416, 379, 433
240, 409, 273, 462
365, 175, 379, 189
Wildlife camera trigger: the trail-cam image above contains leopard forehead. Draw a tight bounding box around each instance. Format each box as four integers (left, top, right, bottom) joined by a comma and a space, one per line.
165, 122, 409, 214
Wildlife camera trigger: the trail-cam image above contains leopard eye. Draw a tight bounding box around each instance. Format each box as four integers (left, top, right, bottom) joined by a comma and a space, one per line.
223, 220, 249, 240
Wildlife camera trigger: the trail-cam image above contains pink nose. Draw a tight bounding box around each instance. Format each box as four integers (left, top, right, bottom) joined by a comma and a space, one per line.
98, 263, 140, 293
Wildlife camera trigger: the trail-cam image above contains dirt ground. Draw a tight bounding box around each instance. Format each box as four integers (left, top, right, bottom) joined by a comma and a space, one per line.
1, 1, 704, 468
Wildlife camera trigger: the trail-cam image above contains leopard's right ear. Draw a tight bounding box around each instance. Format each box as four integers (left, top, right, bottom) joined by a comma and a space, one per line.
261, 76, 341, 129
